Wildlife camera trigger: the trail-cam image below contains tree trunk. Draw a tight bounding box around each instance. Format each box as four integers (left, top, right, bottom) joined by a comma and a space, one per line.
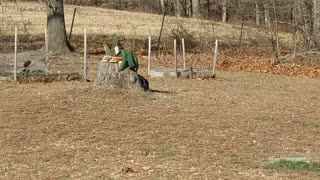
187, 0, 192, 16
96, 62, 149, 91
222, 0, 227, 23
290, 1, 296, 26
176, 0, 183, 16
192, 0, 201, 17
272, 0, 279, 58
94, 0, 101, 6
46, 0, 73, 54
264, 2, 270, 28
313, 0, 320, 48
160, 0, 166, 14
207, 0, 211, 18
255, 1, 260, 26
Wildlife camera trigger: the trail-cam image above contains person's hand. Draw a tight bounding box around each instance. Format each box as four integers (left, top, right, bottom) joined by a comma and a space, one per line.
102, 55, 112, 62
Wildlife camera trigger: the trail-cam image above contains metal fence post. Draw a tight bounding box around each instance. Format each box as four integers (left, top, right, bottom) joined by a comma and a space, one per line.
84, 28, 87, 81
14, 27, 17, 82
174, 39, 177, 78
45, 28, 49, 76
148, 36, 151, 76
213, 40, 219, 77
182, 38, 186, 70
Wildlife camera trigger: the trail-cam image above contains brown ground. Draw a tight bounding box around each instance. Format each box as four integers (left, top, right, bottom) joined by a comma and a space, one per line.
0, 67, 319, 179
1, 2, 320, 179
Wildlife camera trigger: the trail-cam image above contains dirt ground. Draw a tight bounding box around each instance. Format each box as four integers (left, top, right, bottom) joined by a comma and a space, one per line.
1, 2, 320, 179
0, 68, 319, 179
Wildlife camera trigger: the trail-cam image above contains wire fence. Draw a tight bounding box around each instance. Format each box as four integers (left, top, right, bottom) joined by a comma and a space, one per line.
0, 29, 44, 79
1, 1, 267, 81
0, 27, 85, 81
0, 2, 218, 80
0, 3, 89, 80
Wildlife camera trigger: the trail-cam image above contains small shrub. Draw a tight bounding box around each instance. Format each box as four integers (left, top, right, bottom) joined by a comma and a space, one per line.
160, 18, 197, 52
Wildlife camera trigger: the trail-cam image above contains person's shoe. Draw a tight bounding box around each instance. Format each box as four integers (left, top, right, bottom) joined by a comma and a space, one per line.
144, 88, 153, 92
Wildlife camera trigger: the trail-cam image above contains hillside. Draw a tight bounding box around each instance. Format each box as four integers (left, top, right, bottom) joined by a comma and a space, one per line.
0, 2, 294, 47
0, 3, 320, 179
0, 1, 319, 79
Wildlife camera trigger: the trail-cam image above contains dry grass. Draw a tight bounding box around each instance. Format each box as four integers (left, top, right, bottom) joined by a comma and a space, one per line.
0, 71, 319, 179
0, 3, 320, 179
0, 2, 295, 46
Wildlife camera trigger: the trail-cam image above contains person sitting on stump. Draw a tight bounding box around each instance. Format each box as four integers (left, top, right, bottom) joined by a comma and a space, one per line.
103, 40, 151, 92
103, 40, 139, 72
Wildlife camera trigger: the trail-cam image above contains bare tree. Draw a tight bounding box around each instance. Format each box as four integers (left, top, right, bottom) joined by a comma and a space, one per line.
206, 0, 211, 18
272, 0, 279, 58
255, 0, 260, 26
46, 0, 73, 54
192, 0, 201, 17
264, 1, 270, 27
292, 0, 320, 50
312, 0, 320, 48
176, 0, 184, 16
222, 0, 227, 23
160, 0, 166, 14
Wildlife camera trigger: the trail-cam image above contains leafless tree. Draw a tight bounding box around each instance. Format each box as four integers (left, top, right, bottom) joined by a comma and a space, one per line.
192, 0, 200, 17
46, 0, 73, 54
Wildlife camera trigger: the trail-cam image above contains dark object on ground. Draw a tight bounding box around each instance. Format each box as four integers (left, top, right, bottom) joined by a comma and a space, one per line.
21, 60, 32, 75
24, 60, 32, 68
96, 61, 150, 91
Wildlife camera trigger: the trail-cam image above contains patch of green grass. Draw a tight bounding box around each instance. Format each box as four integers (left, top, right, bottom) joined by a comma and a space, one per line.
265, 160, 320, 172
292, 120, 320, 128
156, 146, 175, 159
302, 122, 320, 128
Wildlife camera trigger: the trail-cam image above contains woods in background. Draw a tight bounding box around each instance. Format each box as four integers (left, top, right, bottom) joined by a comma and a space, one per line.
61, 0, 320, 51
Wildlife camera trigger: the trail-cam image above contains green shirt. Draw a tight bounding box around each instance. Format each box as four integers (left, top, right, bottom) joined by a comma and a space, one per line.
106, 49, 139, 72
119, 50, 139, 72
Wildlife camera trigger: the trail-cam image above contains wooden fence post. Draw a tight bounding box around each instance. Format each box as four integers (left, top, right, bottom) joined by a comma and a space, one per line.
14, 27, 17, 82
213, 40, 219, 77
174, 39, 178, 78
182, 38, 186, 70
148, 36, 151, 76
84, 28, 87, 81
45, 28, 49, 76
69, 8, 77, 42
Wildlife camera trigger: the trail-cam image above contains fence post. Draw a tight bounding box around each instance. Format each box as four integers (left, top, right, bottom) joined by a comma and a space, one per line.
213, 40, 219, 77
148, 36, 151, 76
14, 27, 17, 82
174, 39, 178, 78
84, 28, 87, 81
45, 28, 49, 76
69, 8, 77, 42
182, 38, 186, 70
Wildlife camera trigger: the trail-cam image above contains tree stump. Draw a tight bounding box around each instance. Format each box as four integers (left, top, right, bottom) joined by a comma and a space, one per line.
96, 61, 149, 91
